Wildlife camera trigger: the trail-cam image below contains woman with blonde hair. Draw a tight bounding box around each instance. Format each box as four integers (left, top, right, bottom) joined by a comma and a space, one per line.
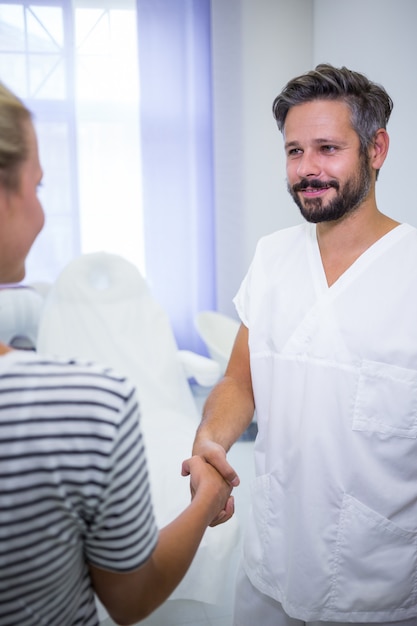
0, 81, 234, 626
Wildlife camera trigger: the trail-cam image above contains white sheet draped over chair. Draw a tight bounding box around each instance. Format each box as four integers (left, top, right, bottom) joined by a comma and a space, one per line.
36, 252, 240, 611
195, 310, 240, 375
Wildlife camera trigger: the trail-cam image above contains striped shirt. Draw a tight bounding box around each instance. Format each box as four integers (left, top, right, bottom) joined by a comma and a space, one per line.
0, 350, 158, 625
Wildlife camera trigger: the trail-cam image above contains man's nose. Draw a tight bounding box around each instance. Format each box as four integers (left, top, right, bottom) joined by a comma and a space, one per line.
296, 150, 321, 178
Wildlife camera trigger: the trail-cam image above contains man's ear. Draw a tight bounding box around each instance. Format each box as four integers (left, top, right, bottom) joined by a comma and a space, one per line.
370, 128, 389, 172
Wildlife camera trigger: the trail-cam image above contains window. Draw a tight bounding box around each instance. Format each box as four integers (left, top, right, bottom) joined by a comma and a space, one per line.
0, 0, 144, 283
1, 0, 216, 350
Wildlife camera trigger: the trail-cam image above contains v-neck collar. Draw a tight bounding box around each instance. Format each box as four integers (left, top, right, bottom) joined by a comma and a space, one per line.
306, 222, 413, 297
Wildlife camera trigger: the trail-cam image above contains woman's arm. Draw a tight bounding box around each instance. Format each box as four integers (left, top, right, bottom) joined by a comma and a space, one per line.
89, 455, 233, 625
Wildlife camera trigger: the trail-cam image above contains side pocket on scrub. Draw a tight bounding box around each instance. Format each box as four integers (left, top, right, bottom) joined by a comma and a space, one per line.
330, 493, 417, 611
353, 360, 417, 438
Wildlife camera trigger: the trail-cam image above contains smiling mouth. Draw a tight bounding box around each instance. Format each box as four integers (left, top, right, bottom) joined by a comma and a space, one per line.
292, 179, 339, 194
302, 185, 331, 195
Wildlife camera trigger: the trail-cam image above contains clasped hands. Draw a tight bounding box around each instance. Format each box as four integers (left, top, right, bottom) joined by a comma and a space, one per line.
182, 441, 239, 527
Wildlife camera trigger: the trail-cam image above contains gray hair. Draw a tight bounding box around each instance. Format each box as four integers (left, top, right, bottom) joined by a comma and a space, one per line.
272, 64, 393, 154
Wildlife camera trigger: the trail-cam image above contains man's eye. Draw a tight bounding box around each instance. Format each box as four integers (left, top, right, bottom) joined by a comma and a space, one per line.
321, 145, 336, 153
287, 148, 302, 157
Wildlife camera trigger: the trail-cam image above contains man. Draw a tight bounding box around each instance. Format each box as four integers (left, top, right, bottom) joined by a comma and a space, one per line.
0, 82, 233, 625
193, 64, 417, 625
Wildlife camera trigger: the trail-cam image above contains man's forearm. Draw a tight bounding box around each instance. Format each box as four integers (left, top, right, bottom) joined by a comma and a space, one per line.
195, 375, 255, 453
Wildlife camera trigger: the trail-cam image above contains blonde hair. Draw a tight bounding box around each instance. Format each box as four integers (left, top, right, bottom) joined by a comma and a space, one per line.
0, 82, 32, 191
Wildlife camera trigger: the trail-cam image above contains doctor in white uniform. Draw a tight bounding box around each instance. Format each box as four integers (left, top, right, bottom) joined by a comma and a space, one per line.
193, 63, 417, 625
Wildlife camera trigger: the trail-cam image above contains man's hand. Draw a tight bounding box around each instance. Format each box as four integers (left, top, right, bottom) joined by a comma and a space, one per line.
193, 439, 240, 487
181, 455, 235, 527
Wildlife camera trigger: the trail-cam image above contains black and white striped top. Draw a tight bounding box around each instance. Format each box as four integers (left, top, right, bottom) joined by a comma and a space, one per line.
0, 350, 158, 625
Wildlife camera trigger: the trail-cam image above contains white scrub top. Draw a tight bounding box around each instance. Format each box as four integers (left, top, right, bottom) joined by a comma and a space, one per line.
234, 222, 417, 622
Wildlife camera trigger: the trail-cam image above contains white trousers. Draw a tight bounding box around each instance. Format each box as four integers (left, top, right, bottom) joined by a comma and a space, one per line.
233, 564, 417, 626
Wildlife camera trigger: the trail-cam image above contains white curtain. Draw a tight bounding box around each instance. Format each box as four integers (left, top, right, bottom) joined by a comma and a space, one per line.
137, 0, 215, 352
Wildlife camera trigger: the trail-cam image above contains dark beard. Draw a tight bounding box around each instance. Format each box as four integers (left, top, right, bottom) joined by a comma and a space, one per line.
287, 155, 372, 224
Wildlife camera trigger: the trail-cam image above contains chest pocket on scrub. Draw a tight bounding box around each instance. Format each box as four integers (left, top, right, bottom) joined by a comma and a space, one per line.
353, 360, 417, 438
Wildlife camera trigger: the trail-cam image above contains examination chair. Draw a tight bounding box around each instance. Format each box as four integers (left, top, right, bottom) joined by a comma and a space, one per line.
36, 252, 240, 613
0, 285, 45, 350
195, 310, 240, 376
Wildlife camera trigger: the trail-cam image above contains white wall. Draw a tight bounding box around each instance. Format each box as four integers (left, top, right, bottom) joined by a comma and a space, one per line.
211, 0, 417, 316
210, 0, 312, 315
313, 0, 417, 226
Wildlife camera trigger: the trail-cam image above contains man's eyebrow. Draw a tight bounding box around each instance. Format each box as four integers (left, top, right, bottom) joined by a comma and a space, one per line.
284, 137, 345, 149
313, 137, 344, 145
284, 140, 300, 150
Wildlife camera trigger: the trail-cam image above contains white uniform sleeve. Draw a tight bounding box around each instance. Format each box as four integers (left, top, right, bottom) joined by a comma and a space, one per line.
233, 258, 255, 328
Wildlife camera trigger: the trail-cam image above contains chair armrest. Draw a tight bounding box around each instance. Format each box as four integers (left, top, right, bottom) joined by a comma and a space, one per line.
177, 350, 221, 387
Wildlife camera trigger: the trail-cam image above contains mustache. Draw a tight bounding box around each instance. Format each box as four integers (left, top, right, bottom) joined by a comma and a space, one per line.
292, 179, 339, 193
